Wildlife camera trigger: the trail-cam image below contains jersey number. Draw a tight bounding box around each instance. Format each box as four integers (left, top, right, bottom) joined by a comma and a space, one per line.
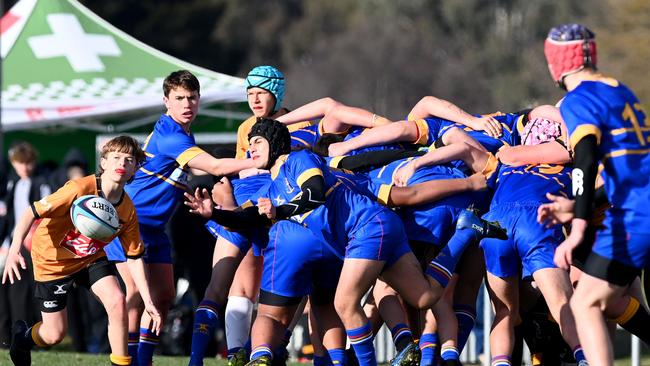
622, 103, 647, 146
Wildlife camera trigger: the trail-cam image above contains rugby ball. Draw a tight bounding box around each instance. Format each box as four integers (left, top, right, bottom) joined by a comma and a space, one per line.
70, 195, 119, 241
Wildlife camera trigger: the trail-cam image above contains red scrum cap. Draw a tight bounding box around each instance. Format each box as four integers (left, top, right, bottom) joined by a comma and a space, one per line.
544, 24, 597, 89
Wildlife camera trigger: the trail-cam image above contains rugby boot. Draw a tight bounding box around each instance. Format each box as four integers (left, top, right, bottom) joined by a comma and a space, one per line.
245, 356, 272, 366
228, 348, 249, 366
390, 342, 421, 366
9, 320, 32, 366
456, 206, 507, 240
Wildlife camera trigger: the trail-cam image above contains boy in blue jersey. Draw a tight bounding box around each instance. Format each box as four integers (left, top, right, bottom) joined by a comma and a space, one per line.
545, 24, 650, 366
104, 70, 255, 366
204, 119, 505, 366
479, 160, 586, 366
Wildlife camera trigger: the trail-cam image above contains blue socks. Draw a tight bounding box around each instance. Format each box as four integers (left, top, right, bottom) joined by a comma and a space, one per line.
328, 348, 347, 365
138, 327, 159, 366
427, 229, 475, 287
250, 344, 274, 360
127, 332, 139, 366
440, 345, 459, 362
347, 322, 376, 366
189, 300, 221, 366
573, 347, 586, 363
390, 323, 414, 351
454, 304, 476, 352
419, 333, 438, 366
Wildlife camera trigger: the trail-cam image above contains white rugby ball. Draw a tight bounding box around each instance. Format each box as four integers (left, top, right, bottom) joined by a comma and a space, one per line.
70, 195, 119, 241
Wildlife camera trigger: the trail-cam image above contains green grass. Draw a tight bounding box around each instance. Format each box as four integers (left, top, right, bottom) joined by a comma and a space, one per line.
0, 349, 224, 365
0, 349, 314, 366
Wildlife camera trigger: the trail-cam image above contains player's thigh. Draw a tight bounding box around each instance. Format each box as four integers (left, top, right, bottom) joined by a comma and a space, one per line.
335, 258, 384, 305
90, 276, 126, 321
381, 251, 441, 308
229, 248, 263, 299
572, 272, 627, 311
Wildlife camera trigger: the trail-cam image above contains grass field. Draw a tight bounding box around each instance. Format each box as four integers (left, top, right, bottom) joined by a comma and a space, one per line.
3, 350, 650, 366
0, 349, 313, 366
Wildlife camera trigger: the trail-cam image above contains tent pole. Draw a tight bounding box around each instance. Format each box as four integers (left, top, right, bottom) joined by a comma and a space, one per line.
0, 0, 5, 179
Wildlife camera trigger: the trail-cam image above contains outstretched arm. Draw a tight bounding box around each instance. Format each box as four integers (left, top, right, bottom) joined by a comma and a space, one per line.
408, 95, 502, 137
496, 141, 571, 166
275, 97, 341, 125
328, 121, 418, 156
188, 153, 256, 177
276, 97, 392, 134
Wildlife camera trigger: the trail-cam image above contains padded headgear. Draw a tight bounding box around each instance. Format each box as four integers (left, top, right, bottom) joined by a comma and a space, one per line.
246, 66, 285, 112
544, 24, 597, 88
521, 118, 563, 146
248, 118, 291, 169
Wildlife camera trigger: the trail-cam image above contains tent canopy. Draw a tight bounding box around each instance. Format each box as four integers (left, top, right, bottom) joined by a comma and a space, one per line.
1, 0, 247, 131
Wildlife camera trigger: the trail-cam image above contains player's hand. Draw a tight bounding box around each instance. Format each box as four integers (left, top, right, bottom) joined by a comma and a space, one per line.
537, 193, 575, 226
211, 177, 233, 207
554, 219, 587, 270
183, 187, 213, 218
2, 247, 26, 284
554, 232, 582, 270
144, 301, 163, 336
394, 162, 416, 187
472, 116, 502, 138
257, 197, 276, 219
328, 142, 350, 157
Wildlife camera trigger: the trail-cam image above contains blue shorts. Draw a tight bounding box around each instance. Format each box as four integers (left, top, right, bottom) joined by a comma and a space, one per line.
591, 224, 650, 269
399, 204, 463, 247
261, 220, 342, 298
205, 220, 252, 255
345, 210, 412, 267
105, 224, 173, 264
481, 203, 563, 278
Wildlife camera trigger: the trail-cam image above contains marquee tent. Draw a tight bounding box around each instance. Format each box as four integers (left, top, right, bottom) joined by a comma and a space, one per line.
0, 0, 247, 132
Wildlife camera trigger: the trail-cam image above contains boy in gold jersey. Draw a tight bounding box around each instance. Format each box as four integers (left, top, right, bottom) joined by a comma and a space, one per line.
2, 136, 162, 366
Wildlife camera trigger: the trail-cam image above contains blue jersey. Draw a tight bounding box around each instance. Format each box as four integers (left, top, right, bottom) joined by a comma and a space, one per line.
489, 163, 572, 207
246, 150, 390, 252
561, 79, 650, 233
290, 124, 321, 149
413, 113, 523, 153
126, 114, 204, 227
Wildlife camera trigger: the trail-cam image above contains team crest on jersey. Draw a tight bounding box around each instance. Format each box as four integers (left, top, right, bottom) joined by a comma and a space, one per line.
169, 166, 189, 187
274, 195, 286, 206
60, 230, 109, 258
284, 178, 295, 194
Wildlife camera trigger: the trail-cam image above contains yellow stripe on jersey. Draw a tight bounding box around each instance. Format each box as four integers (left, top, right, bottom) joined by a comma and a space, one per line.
611, 126, 650, 135
176, 146, 205, 167
570, 124, 602, 148
297, 168, 323, 187
271, 155, 289, 180
602, 147, 650, 161
241, 200, 254, 209
413, 119, 430, 145
138, 167, 186, 188
142, 132, 154, 151
377, 184, 393, 206
291, 136, 311, 147
288, 120, 315, 132
329, 156, 345, 168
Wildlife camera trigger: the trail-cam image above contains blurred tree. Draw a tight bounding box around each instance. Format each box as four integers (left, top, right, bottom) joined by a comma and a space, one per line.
3, 0, 646, 116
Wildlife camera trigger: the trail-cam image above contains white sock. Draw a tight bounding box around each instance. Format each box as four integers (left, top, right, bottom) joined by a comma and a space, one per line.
225, 296, 255, 349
